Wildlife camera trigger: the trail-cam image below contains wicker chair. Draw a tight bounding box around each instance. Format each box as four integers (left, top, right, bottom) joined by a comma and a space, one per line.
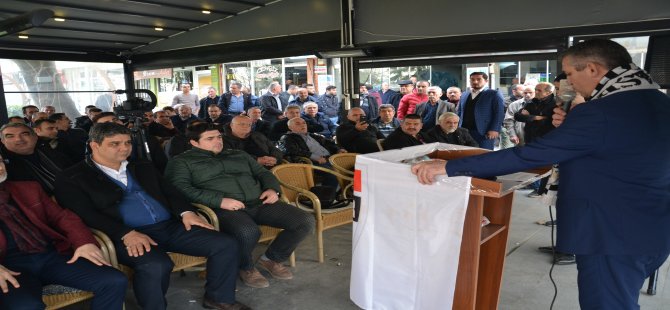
328, 152, 358, 177
42, 229, 116, 310
376, 138, 384, 151
271, 163, 354, 263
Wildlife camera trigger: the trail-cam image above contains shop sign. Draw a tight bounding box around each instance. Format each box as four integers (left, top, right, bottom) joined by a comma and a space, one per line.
134, 68, 173, 80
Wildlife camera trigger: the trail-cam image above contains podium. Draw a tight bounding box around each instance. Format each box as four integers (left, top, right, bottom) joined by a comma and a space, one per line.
350, 143, 549, 309
428, 149, 550, 310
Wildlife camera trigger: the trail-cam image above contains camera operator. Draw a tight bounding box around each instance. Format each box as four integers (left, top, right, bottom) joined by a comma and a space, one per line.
93, 112, 168, 173
335, 107, 384, 154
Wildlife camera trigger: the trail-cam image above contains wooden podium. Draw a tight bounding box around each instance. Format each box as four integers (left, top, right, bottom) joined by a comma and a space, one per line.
428, 149, 551, 310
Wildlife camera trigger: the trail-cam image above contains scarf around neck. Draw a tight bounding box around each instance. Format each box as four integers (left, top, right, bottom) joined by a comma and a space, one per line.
590, 63, 660, 100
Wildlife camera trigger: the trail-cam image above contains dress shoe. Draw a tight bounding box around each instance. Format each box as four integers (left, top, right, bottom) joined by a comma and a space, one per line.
538, 245, 555, 253
554, 253, 576, 265
258, 259, 293, 280
239, 268, 269, 288
203, 297, 252, 310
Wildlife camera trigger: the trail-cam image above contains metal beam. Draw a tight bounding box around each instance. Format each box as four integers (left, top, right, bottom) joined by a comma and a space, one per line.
40, 25, 167, 39
26, 0, 207, 24
127, 0, 236, 16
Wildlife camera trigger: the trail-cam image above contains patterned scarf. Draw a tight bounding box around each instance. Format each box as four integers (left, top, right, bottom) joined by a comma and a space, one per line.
590, 63, 660, 100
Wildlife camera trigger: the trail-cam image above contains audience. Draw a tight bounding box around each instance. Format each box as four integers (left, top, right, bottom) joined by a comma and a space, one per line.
425, 112, 479, 147
370, 104, 401, 138
222, 116, 283, 169
335, 107, 384, 154
301, 102, 337, 139
382, 114, 430, 150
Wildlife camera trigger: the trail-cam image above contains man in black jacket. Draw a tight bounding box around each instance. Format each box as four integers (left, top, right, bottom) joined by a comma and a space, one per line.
278, 117, 342, 164
382, 114, 430, 150
269, 105, 322, 141
223, 116, 283, 168
198, 87, 220, 119
0, 123, 73, 195
54, 122, 247, 310
425, 112, 479, 147
335, 108, 384, 154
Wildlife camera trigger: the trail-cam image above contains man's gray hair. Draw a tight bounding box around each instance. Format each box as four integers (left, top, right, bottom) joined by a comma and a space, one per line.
438, 112, 459, 122
303, 102, 318, 109
0, 123, 36, 140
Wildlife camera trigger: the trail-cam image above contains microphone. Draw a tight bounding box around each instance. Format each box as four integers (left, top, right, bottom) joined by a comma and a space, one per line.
559, 90, 577, 113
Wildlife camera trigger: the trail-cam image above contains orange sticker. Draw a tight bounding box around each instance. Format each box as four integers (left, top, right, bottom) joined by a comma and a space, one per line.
354, 169, 362, 192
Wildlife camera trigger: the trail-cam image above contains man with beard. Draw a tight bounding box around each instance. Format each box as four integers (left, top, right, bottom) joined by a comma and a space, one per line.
457, 72, 505, 150
425, 112, 478, 147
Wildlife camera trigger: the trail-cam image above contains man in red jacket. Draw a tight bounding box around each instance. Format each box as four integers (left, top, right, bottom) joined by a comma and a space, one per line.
0, 155, 127, 309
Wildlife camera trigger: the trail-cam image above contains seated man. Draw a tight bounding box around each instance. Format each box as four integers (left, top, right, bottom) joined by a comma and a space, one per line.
223, 115, 283, 169
54, 122, 247, 310
335, 107, 385, 154
278, 117, 342, 187
248, 107, 271, 138
370, 104, 400, 138
0, 155, 127, 310
382, 114, 430, 150
205, 104, 233, 125
49, 113, 88, 162
269, 105, 322, 141
301, 102, 337, 139
0, 123, 73, 195
93, 112, 168, 173
148, 110, 179, 138
165, 123, 315, 289
75, 107, 102, 133
170, 104, 201, 134
425, 112, 479, 147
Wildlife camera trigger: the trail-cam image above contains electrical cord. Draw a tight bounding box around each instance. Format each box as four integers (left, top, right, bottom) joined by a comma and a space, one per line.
548, 204, 558, 310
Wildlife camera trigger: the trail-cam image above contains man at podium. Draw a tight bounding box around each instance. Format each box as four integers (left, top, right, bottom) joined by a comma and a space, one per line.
412, 39, 670, 309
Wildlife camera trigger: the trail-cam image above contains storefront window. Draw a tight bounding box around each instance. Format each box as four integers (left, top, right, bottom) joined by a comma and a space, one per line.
1, 59, 124, 118
253, 59, 282, 97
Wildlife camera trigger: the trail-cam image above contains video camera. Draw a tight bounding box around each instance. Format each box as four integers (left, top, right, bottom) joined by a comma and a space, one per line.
112, 89, 157, 123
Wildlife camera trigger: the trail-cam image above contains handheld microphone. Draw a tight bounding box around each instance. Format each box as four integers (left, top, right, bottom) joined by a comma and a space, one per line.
559, 90, 576, 113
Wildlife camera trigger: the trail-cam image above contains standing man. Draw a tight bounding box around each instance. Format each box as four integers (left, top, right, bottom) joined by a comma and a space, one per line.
21, 105, 39, 125
40, 105, 56, 116
218, 82, 254, 116
412, 39, 670, 309
358, 84, 379, 121
445, 86, 462, 113
397, 81, 429, 120
380, 82, 397, 105
414, 86, 456, 132
260, 82, 288, 124
55, 122, 247, 310
457, 72, 505, 150
317, 85, 340, 124
503, 86, 534, 147
388, 80, 414, 111
198, 87, 220, 119
172, 83, 199, 116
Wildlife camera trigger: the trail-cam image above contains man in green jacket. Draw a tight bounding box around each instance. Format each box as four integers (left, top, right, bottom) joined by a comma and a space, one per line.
165, 123, 314, 289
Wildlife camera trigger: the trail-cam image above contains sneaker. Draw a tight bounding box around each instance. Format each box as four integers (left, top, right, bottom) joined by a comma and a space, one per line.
239, 268, 269, 288
527, 190, 543, 198
258, 259, 293, 280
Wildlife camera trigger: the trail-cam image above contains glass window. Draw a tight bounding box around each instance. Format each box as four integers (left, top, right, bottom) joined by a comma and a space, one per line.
252, 59, 282, 97
224, 62, 251, 91
1, 59, 124, 118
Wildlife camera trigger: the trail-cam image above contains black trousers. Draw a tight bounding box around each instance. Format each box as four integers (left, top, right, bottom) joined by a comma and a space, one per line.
213, 201, 314, 270
114, 220, 239, 310
0, 249, 127, 310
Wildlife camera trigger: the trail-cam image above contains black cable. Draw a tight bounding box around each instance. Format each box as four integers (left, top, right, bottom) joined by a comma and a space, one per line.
548, 204, 558, 310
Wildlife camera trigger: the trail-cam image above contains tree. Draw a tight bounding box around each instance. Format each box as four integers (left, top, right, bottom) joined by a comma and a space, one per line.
12, 60, 81, 118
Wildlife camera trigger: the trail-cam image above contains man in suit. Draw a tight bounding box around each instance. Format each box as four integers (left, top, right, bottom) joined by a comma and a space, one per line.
218, 82, 254, 116
457, 72, 505, 150
247, 107, 271, 137
260, 82, 288, 124
0, 155, 127, 309
54, 122, 248, 310
412, 39, 670, 309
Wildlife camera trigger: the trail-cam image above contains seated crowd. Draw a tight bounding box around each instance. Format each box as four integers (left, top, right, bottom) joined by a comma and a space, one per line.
0, 80, 486, 309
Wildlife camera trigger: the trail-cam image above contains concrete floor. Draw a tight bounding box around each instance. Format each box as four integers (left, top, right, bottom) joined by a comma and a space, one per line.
66, 189, 669, 309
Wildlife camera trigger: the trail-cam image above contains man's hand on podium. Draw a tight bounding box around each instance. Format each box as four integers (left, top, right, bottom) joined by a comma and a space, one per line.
411, 159, 447, 185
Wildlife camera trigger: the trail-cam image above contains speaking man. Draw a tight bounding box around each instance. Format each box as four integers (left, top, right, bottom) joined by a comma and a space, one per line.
412, 39, 670, 309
